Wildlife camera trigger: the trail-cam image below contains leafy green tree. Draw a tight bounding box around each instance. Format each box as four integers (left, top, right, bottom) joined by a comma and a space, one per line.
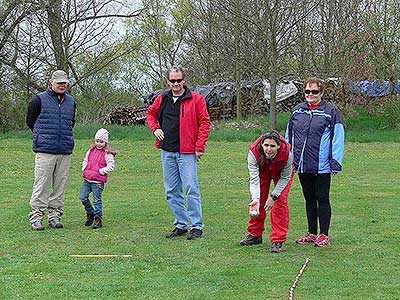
0, 0, 145, 129
123, 0, 193, 90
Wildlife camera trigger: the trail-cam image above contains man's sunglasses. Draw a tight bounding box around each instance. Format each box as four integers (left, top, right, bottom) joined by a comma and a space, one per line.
304, 89, 320, 95
168, 78, 184, 83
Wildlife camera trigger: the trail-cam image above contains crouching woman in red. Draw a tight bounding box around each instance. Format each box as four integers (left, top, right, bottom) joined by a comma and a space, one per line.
240, 130, 294, 253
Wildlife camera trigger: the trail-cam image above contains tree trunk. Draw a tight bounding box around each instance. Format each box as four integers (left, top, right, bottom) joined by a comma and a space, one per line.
234, 0, 242, 119
267, 0, 278, 130
47, 0, 67, 70
269, 72, 277, 130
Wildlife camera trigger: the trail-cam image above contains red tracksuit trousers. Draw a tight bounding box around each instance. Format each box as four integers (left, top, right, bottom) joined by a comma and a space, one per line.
246, 174, 293, 242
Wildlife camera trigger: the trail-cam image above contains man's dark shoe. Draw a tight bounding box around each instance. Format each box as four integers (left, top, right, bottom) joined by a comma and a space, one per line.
240, 234, 262, 246
270, 242, 284, 253
166, 227, 188, 238
187, 228, 203, 240
85, 213, 94, 226
31, 220, 44, 231
48, 219, 64, 229
93, 216, 102, 229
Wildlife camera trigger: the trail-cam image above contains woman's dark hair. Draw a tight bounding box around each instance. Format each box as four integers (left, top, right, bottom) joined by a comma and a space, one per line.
257, 130, 281, 165
261, 130, 281, 146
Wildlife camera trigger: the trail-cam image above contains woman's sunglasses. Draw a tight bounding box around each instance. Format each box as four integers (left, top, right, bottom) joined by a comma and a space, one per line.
304, 89, 320, 95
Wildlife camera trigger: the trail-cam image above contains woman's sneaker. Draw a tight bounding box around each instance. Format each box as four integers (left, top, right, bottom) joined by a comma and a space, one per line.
240, 235, 262, 246
295, 232, 317, 244
270, 242, 284, 253
314, 234, 330, 247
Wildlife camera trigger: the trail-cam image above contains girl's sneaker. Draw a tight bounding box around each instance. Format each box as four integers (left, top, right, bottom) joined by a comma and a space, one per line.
314, 234, 330, 247
93, 216, 102, 229
85, 213, 94, 226
295, 232, 317, 244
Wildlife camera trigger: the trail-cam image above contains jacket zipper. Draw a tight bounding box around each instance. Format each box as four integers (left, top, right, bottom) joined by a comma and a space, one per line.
58, 98, 62, 149
300, 110, 313, 172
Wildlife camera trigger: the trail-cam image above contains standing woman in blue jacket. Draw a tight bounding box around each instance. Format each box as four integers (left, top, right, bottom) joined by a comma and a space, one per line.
285, 77, 344, 247
26, 70, 76, 231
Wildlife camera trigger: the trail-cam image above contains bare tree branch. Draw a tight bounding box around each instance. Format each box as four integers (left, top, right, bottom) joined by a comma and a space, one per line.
0, 57, 44, 91
68, 8, 146, 24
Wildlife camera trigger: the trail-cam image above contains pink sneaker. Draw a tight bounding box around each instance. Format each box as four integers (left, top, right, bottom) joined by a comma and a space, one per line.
314, 234, 330, 247
295, 232, 317, 244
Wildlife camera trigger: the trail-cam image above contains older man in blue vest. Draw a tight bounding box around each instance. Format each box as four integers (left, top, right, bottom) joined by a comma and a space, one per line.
26, 70, 76, 230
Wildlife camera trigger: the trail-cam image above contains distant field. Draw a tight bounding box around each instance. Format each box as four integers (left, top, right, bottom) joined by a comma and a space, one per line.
0, 139, 399, 300
2, 107, 400, 143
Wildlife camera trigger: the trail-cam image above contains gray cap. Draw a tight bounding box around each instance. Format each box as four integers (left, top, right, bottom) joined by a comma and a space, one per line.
51, 70, 69, 83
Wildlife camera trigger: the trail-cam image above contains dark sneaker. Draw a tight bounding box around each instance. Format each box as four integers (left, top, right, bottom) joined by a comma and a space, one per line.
270, 242, 284, 253
31, 220, 44, 231
93, 217, 102, 229
166, 227, 188, 238
48, 219, 64, 229
187, 228, 203, 240
85, 213, 94, 226
240, 234, 262, 246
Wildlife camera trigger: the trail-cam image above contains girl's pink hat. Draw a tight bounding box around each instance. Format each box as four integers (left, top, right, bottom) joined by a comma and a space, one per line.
95, 128, 109, 143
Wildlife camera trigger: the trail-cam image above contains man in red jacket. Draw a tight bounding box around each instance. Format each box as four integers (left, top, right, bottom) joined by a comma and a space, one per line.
146, 66, 211, 240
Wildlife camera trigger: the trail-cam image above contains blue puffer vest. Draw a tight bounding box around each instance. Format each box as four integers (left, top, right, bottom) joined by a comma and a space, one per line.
33, 89, 75, 154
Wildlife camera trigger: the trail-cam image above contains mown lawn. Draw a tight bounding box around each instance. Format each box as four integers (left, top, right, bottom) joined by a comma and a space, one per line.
0, 139, 399, 299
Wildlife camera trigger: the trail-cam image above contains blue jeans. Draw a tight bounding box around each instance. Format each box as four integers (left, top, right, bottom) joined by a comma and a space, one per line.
80, 180, 104, 218
161, 150, 203, 230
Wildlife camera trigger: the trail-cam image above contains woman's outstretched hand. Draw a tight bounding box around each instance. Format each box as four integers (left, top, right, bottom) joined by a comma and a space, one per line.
249, 199, 260, 217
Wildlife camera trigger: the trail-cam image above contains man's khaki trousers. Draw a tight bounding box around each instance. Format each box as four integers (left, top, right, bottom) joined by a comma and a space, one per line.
29, 153, 71, 223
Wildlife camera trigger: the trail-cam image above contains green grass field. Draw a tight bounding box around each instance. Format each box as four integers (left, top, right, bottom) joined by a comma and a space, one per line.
1, 137, 399, 300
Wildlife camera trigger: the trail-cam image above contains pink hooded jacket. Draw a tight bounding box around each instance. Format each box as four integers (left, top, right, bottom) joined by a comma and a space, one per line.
82, 144, 115, 183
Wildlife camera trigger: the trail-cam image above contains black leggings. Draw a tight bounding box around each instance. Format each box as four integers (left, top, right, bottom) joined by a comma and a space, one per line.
298, 173, 331, 236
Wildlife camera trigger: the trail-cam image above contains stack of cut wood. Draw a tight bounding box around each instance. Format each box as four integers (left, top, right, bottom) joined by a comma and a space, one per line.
105, 80, 351, 125
209, 80, 304, 119
104, 105, 147, 125
241, 80, 267, 115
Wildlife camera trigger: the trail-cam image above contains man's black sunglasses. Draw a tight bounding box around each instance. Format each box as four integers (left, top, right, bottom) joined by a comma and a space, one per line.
304, 89, 320, 95
168, 78, 184, 83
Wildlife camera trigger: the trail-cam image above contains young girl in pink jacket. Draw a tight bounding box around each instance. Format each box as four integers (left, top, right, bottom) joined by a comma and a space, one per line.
80, 128, 116, 229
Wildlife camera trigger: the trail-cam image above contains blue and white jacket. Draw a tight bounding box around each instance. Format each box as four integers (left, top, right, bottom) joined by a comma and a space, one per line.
285, 100, 344, 174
